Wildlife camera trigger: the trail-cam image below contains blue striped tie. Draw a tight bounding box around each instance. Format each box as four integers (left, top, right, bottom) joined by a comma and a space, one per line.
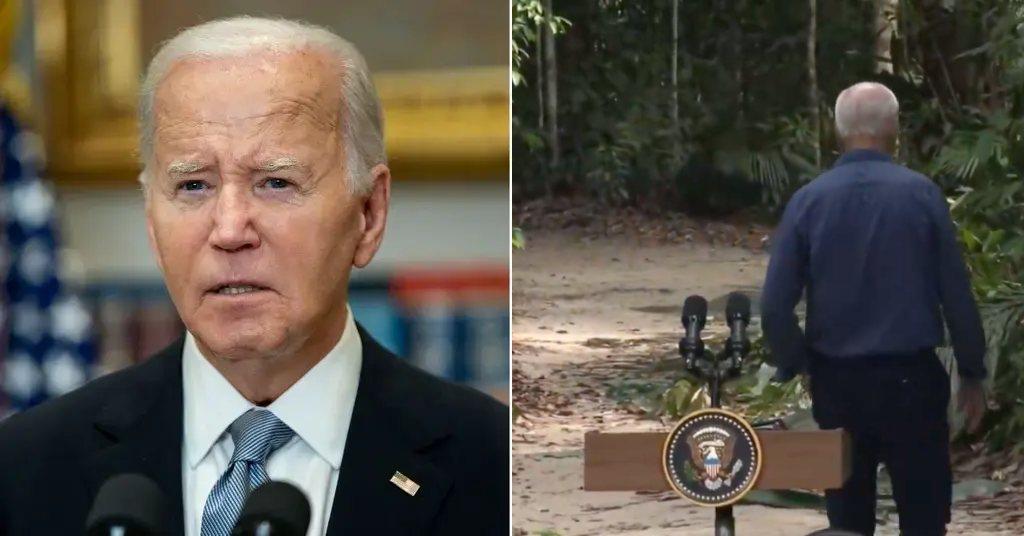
200, 409, 295, 536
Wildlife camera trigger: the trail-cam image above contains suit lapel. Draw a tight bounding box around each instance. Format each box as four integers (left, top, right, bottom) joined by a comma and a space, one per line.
84, 338, 186, 535
325, 328, 453, 535
78, 329, 453, 535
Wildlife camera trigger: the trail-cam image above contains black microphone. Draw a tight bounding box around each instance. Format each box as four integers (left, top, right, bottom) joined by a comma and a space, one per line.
231, 481, 311, 536
86, 474, 168, 536
725, 292, 752, 372
679, 295, 707, 368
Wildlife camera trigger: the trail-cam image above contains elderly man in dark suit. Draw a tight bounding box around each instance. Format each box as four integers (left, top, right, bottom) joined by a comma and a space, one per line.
761, 81, 987, 536
0, 16, 507, 536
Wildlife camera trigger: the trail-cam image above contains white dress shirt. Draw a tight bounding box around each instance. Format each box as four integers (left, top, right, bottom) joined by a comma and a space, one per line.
182, 308, 362, 536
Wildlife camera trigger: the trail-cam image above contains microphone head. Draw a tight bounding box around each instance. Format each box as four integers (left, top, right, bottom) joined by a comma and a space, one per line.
681, 295, 708, 329
725, 292, 751, 322
232, 481, 311, 536
86, 473, 168, 536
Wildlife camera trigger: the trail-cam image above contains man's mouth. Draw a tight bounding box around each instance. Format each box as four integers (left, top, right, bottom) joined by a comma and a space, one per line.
209, 283, 270, 296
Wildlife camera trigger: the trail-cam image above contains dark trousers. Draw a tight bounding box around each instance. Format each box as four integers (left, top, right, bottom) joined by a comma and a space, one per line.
809, 350, 952, 536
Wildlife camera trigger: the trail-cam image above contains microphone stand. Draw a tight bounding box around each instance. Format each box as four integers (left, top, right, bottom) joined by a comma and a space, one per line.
681, 341, 746, 536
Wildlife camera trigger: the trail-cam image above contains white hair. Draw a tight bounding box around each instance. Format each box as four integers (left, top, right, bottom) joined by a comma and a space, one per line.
138, 16, 385, 194
834, 82, 899, 141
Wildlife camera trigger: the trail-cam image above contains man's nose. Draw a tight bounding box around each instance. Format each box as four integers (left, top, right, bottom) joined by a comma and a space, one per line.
210, 184, 260, 252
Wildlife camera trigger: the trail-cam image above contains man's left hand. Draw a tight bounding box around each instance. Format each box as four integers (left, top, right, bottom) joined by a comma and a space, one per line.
958, 378, 987, 434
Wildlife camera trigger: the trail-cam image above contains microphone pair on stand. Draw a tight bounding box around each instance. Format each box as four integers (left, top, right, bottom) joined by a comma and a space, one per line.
681, 292, 751, 374
86, 474, 310, 536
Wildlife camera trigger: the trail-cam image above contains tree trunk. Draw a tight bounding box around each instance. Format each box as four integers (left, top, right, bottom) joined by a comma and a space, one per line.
808, 0, 820, 168
670, 0, 680, 163
873, 0, 897, 73
536, 19, 545, 131
917, 0, 967, 112
732, 14, 744, 123
542, 0, 559, 168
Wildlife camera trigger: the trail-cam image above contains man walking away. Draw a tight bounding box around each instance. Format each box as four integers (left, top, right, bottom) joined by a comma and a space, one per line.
760, 81, 987, 536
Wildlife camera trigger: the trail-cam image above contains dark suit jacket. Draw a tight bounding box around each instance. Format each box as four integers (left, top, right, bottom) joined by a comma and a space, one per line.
0, 326, 509, 535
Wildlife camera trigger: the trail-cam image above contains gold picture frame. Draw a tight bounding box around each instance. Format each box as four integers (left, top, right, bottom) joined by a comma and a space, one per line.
34, 0, 509, 187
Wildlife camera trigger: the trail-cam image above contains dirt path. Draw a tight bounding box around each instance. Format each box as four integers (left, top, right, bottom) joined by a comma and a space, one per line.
512, 230, 1015, 536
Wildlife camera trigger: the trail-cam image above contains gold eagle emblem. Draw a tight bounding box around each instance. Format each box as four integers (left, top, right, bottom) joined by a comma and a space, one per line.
686, 425, 742, 490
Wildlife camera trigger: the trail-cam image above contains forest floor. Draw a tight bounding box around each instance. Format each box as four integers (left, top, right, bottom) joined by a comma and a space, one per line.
511, 201, 1024, 536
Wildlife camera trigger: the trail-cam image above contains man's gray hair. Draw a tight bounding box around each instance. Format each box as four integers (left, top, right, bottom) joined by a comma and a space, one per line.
834, 81, 899, 141
138, 16, 385, 194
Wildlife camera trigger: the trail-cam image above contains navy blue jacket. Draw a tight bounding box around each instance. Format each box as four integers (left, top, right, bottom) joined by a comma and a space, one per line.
761, 149, 986, 380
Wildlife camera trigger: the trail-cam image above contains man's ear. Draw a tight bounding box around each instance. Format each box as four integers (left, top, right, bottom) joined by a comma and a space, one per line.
352, 164, 391, 268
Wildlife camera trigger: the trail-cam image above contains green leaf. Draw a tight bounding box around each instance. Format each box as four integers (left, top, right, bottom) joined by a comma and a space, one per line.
512, 227, 527, 250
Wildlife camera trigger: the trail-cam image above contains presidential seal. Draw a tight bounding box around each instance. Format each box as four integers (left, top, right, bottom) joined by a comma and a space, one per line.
662, 408, 762, 507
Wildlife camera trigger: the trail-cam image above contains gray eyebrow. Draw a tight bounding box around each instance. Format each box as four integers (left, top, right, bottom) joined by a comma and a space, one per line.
166, 160, 208, 175
164, 157, 305, 177
256, 157, 303, 173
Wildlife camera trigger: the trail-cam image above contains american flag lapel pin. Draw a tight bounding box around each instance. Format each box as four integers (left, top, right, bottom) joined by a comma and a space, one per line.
390, 470, 420, 496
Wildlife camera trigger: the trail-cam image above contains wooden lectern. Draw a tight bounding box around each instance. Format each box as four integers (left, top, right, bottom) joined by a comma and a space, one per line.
588, 292, 855, 534
583, 428, 851, 536
584, 428, 851, 492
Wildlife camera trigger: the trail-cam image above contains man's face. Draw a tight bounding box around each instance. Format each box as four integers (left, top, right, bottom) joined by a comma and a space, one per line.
145, 49, 383, 361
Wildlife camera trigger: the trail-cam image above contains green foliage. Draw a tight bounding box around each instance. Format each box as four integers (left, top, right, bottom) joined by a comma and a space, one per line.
511, 0, 569, 88
739, 374, 809, 422
911, 4, 1024, 449
978, 283, 1024, 450
947, 167, 1024, 297
660, 378, 708, 418
511, 0, 569, 200
659, 337, 811, 420
513, 0, 873, 208
512, 227, 526, 250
